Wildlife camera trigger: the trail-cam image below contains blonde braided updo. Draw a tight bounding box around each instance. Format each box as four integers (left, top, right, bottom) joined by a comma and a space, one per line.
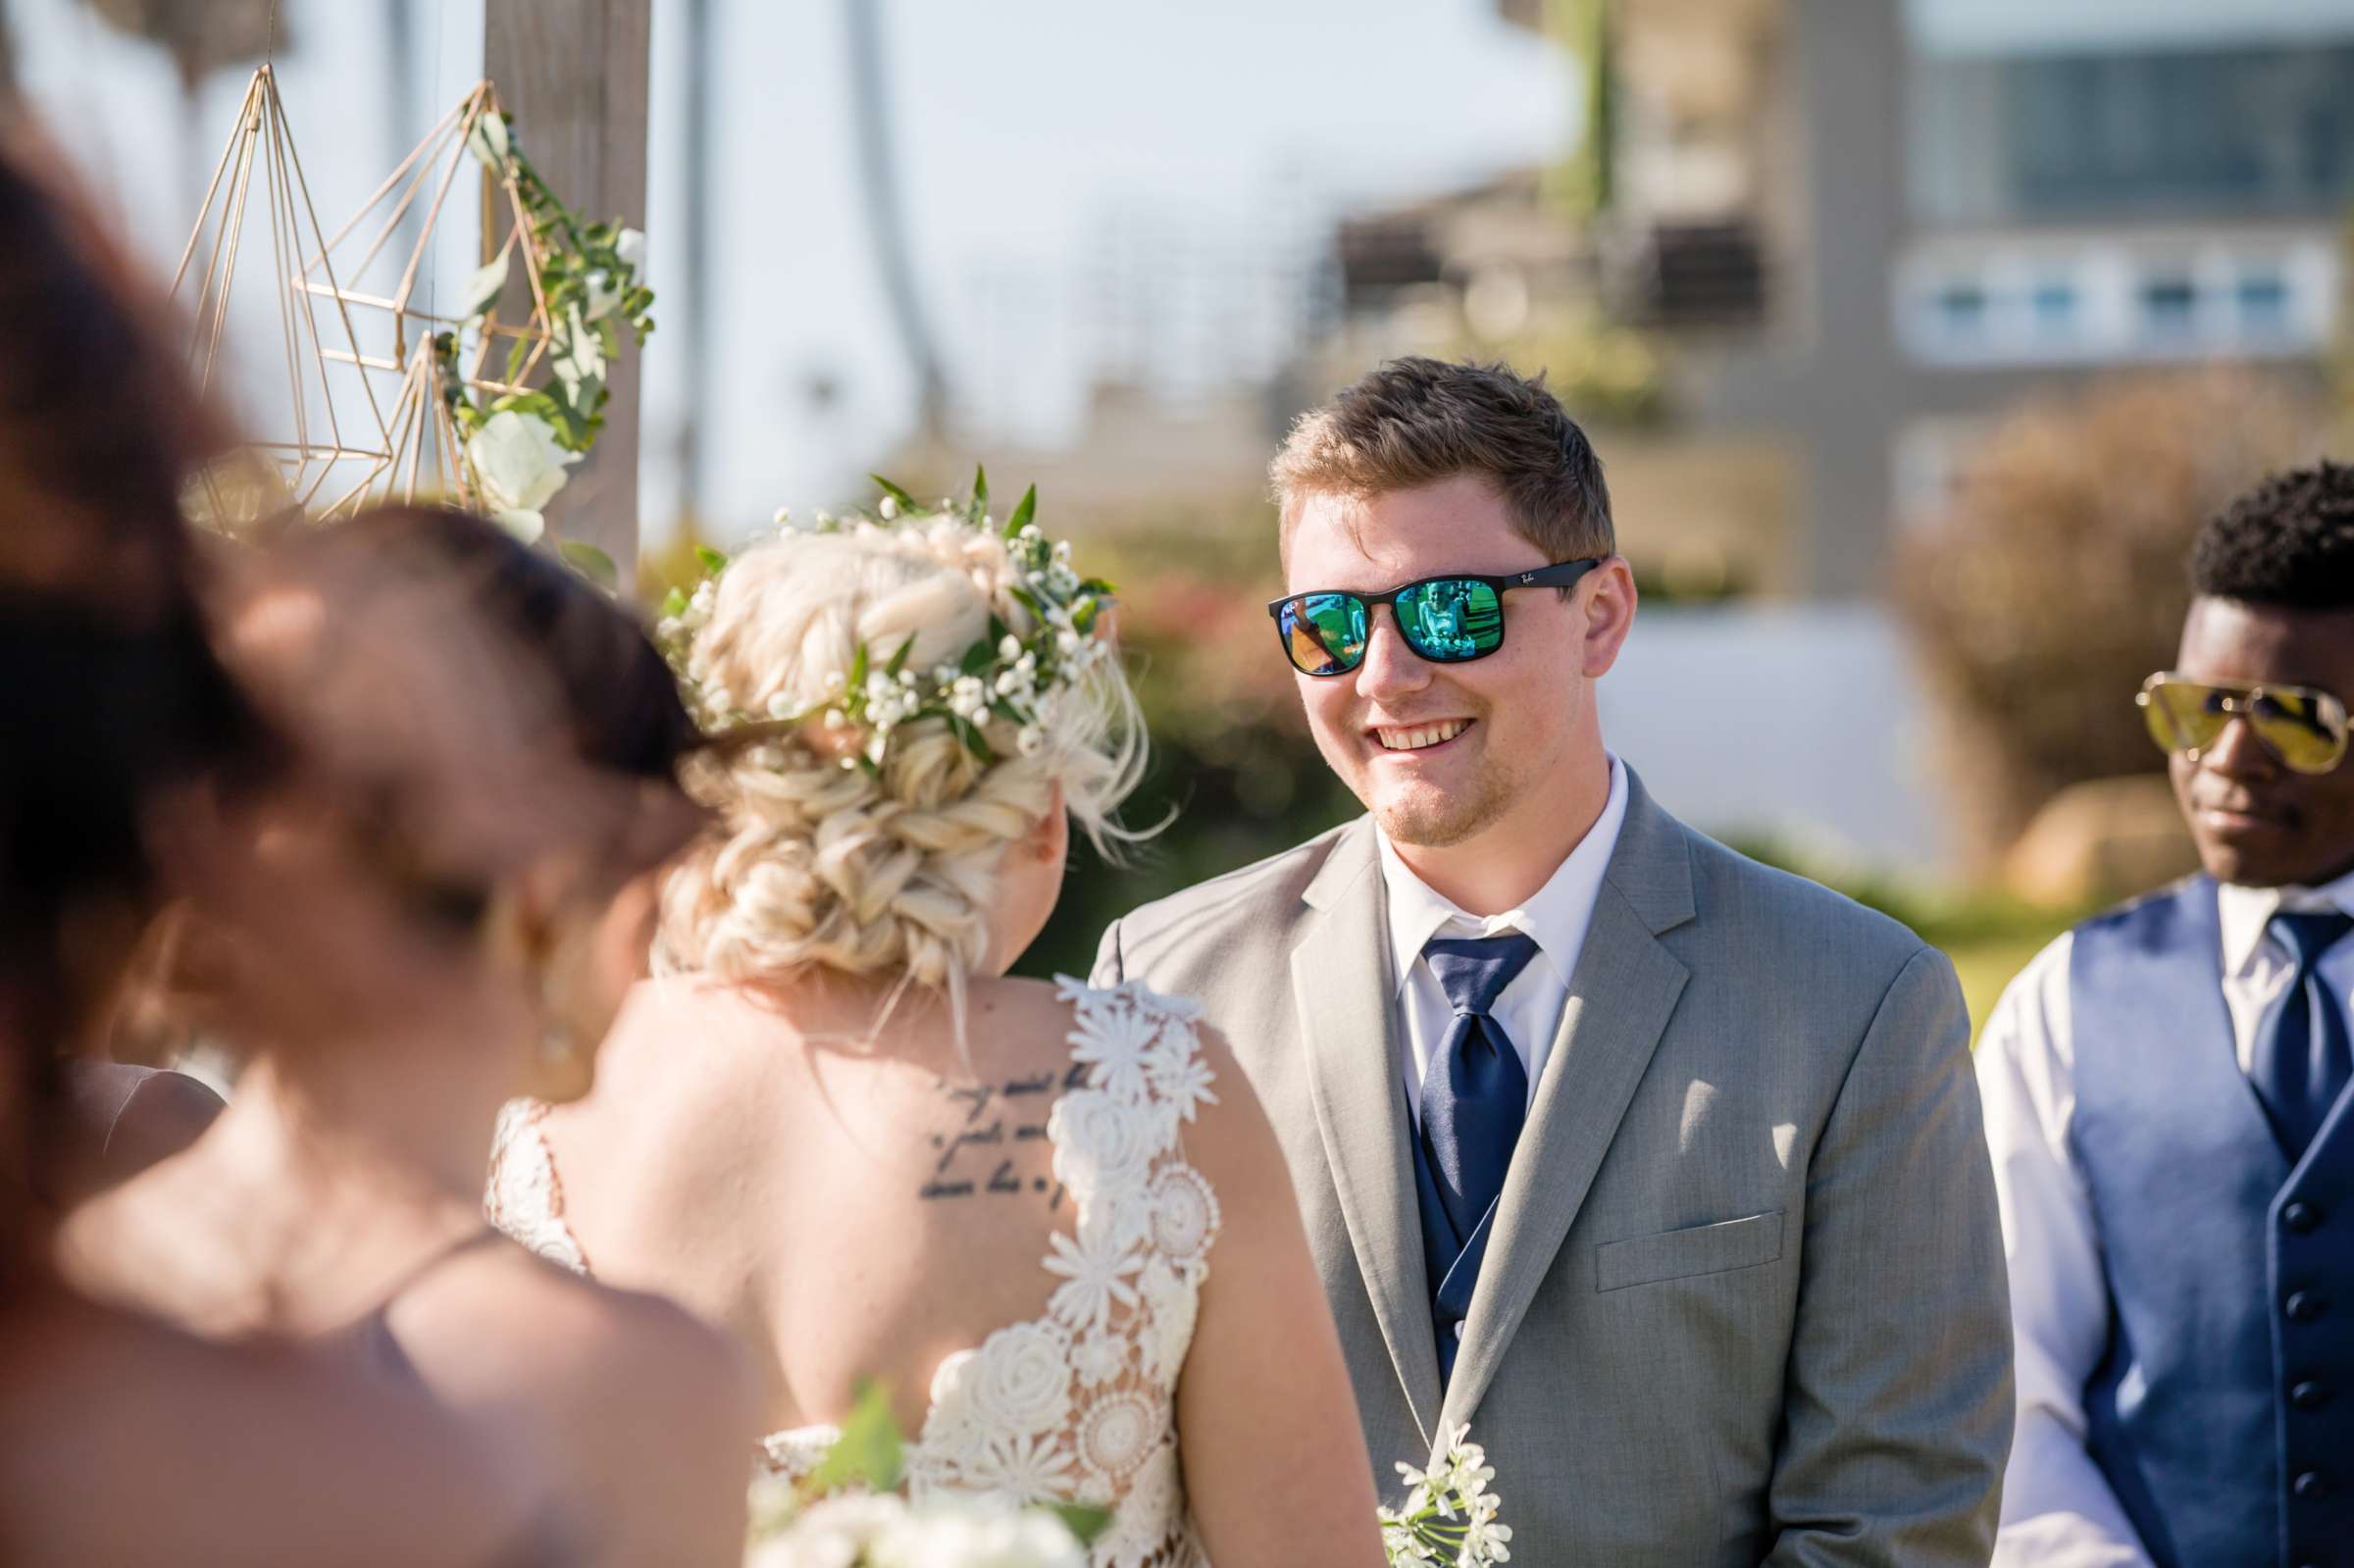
655, 519, 1145, 1005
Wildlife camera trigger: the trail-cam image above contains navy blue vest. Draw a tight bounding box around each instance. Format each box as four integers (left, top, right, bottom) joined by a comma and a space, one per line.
1409, 1093, 1499, 1385
2070, 877, 2354, 1568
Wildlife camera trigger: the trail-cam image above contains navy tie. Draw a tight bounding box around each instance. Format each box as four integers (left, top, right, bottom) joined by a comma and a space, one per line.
1418, 933, 1541, 1247
2252, 910, 2354, 1162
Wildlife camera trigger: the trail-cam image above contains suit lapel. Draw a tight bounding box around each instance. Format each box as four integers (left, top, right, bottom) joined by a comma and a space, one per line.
1291, 820, 1445, 1443
1437, 772, 1696, 1437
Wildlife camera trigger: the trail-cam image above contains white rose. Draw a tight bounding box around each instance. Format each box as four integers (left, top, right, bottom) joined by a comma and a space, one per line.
615, 226, 647, 274
955, 1318, 1068, 1431
464, 410, 579, 542
1048, 1088, 1158, 1223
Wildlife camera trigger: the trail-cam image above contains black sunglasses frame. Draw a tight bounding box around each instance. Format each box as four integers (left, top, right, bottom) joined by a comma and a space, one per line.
1264, 558, 1604, 678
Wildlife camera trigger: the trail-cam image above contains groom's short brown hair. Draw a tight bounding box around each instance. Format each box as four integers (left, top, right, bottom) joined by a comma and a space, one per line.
1270, 357, 1614, 564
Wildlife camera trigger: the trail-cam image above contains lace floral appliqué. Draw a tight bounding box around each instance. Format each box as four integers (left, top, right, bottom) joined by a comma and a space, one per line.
486, 978, 1222, 1568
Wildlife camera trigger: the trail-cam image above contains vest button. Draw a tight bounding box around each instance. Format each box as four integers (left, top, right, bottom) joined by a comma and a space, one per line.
2293, 1470, 2328, 1499
2293, 1380, 2330, 1410
2286, 1290, 2326, 1323
2284, 1201, 2321, 1233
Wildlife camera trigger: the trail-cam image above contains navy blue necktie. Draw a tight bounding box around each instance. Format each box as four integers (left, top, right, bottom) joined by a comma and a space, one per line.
2252, 910, 2354, 1162
1418, 933, 1540, 1246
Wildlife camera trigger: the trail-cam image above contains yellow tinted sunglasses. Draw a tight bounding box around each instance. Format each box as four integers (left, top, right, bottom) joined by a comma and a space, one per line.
2136, 672, 2352, 776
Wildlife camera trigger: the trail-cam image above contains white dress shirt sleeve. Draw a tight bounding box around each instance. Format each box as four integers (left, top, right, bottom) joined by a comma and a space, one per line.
1976, 933, 2157, 1568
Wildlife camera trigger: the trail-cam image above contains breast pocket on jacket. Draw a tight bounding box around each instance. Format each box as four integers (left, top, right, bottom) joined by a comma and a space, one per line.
1594, 1209, 1785, 1292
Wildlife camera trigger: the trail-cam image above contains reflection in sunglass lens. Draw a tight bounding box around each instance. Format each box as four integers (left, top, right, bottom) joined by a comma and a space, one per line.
2142, 678, 2351, 775
1397, 579, 1504, 662
2144, 682, 2227, 756
1280, 592, 1368, 676
2250, 688, 2343, 772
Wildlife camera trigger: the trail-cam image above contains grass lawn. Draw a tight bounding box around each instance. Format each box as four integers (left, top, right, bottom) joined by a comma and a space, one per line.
1942, 928, 2071, 1044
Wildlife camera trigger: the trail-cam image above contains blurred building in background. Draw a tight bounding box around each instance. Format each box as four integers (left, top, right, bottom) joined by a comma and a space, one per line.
1319, 0, 2354, 602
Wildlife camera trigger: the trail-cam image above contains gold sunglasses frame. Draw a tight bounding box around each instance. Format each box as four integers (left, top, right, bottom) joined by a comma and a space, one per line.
2135, 670, 2353, 776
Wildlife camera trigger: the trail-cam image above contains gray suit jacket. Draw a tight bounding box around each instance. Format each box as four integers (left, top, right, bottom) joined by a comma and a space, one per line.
1093, 770, 2011, 1564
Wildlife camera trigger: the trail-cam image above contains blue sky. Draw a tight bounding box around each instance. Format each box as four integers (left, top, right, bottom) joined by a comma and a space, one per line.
14, 0, 1571, 537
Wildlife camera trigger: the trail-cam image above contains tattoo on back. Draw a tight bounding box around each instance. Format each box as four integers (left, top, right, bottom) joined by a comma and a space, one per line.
918, 1071, 1076, 1211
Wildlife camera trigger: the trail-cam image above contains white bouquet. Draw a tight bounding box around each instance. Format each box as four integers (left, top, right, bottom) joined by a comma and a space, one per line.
744, 1386, 1100, 1568
1379, 1424, 1513, 1565
745, 1483, 1086, 1568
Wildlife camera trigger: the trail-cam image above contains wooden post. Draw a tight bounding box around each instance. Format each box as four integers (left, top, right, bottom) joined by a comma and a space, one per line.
484, 0, 651, 583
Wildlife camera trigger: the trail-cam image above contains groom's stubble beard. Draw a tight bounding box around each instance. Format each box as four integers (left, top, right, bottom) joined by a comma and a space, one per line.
1316, 691, 1525, 851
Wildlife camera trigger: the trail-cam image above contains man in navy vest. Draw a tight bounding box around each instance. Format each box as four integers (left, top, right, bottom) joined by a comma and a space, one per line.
1982, 462, 2354, 1568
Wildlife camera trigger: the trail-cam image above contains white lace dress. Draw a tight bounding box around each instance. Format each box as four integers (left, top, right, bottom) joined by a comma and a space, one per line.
486, 977, 1221, 1568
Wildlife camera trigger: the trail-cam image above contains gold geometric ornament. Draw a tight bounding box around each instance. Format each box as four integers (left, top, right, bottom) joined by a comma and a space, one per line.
301, 77, 571, 526
174, 63, 395, 527
179, 72, 577, 529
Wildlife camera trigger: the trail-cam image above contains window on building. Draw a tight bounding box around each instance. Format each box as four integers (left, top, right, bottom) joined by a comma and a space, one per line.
2139, 276, 2198, 337
2030, 278, 2077, 335
1911, 42, 2354, 223
2237, 268, 2290, 334
1935, 281, 1989, 337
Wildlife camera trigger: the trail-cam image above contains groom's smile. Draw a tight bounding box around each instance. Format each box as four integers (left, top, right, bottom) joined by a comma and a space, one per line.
1372, 717, 1473, 752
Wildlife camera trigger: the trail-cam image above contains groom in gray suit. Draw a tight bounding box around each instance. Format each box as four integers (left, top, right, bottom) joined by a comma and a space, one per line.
1093, 358, 2011, 1563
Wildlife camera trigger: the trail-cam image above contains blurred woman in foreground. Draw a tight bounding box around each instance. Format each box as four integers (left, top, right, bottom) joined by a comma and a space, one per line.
61, 506, 758, 1565
0, 134, 563, 1566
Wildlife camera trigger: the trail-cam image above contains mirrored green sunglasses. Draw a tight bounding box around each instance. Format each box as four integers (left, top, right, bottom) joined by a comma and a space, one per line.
1266, 560, 1602, 678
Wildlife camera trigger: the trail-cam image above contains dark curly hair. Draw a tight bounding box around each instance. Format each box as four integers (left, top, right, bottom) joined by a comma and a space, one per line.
2190, 461, 2354, 610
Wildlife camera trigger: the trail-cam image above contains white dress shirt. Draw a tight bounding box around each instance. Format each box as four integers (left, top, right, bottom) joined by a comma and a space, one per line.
1976, 866, 2354, 1568
1377, 754, 1628, 1125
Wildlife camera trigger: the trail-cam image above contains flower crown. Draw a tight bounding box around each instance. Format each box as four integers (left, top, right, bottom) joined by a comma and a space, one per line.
656, 471, 1116, 774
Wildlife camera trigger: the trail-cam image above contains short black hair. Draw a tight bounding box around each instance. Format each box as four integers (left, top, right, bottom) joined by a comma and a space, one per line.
2190, 461, 2354, 610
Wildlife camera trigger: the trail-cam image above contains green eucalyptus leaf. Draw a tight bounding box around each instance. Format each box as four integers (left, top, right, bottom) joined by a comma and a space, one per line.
1049, 1501, 1115, 1547
1005, 584, 1046, 626
796, 1382, 902, 1499
958, 638, 994, 677
1003, 483, 1037, 539
489, 388, 563, 420
556, 540, 619, 591
552, 307, 606, 399
947, 715, 996, 763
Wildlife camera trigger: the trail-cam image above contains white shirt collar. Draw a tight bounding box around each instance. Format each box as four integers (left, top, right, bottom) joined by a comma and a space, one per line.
2217, 864, 2354, 978
1375, 754, 1629, 997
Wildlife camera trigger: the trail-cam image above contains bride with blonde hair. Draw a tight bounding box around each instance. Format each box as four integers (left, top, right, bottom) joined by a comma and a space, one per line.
490, 494, 1384, 1565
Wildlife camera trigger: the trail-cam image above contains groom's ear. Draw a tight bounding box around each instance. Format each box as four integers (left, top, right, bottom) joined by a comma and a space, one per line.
1579, 557, 1639, 681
